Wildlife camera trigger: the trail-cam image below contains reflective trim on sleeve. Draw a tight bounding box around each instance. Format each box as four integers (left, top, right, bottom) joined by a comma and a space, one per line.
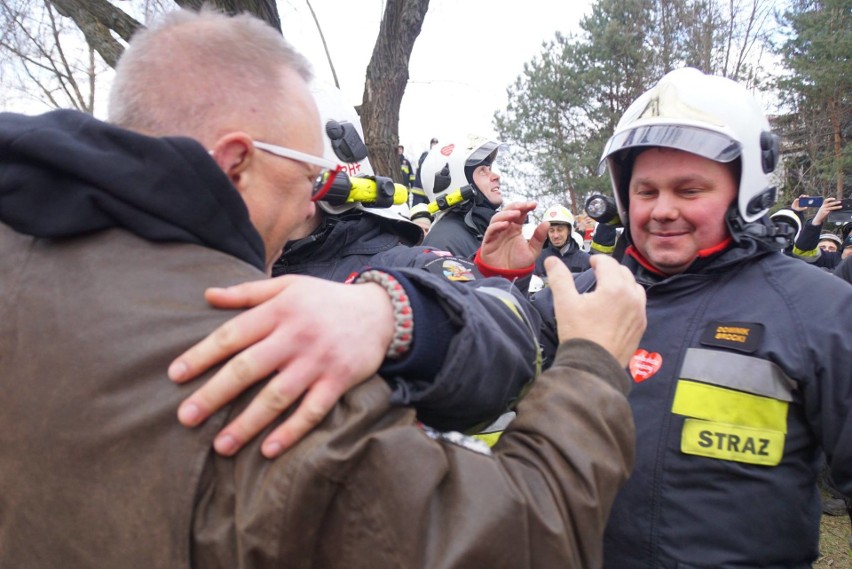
590, 241, 616, 254
680, 348, 796, 402
792, 246, 819, 262
673, 380, 789, 433
681, 418, 784, 466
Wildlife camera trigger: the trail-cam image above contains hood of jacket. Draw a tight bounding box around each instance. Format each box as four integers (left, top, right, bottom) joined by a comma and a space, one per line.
0, 110, 265, 271
276, 210, 414, 271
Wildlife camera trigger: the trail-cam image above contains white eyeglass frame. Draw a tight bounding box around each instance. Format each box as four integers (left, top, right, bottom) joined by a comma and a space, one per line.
253, 140, 338, 171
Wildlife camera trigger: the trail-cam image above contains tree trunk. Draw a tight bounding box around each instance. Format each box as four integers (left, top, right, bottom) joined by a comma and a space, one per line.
49, 0, 142, 68
360, 0, 430, 183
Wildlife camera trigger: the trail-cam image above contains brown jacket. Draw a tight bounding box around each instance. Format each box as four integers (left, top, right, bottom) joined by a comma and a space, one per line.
0, 224, 634, 568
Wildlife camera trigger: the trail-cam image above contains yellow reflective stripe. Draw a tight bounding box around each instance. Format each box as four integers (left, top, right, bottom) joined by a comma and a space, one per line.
681, 418, 784, 466
590, 242, 615, 254
792, 246, 819, 262
672, 380, 789, 433
473, 431, 503, 447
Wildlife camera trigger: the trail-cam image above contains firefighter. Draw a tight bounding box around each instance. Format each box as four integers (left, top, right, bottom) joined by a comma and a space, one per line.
532, 67, 852, 568
419, 135, 504, 258
534, 204, 591, 281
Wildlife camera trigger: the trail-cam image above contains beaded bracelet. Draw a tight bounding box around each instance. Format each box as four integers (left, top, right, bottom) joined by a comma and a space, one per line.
354, 270, 414, 359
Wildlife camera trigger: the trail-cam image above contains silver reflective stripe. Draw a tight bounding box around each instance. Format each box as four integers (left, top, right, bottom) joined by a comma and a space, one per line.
479, 411, 516, 434
680, 348, 797, 402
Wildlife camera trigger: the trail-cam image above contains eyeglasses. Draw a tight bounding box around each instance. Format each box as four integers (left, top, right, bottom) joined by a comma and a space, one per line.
253, 140, 342, 201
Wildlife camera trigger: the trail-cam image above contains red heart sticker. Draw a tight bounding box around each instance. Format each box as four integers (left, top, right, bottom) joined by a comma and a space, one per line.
630, 349, 662, 383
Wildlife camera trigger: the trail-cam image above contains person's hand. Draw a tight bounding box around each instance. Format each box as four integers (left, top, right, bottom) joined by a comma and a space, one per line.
480, 201, 548, 270
813, 197, 843, 225
791, 194, 808, 212
168, 275, 394, 458
546, 255, 646, 367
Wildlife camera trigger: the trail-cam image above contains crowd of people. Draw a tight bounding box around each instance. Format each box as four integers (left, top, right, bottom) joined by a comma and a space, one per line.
0, 8, 850, 569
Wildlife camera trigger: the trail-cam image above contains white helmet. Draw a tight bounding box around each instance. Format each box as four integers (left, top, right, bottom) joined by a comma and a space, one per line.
310, 81, 420, 242
600, 67, 780, 233
543, 205, 574, 227
420, 134, 501, 201
770, 209, 802, 242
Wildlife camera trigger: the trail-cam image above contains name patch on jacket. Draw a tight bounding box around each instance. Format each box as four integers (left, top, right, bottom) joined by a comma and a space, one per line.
672, 379, 787, 467
681, 419, 784, 466
700, 321, 763, 353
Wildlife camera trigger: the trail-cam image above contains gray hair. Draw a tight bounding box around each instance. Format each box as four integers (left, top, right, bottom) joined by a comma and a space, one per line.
108, 8, 312, 143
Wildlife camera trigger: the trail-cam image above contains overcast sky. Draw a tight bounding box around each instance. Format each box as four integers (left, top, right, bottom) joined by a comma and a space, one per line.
2, 0, 594, 163
280, 0, 595, 160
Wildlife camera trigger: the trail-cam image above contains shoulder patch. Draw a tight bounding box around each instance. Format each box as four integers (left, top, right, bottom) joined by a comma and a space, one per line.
423, 257, 477, 281
700, 321, 764, 353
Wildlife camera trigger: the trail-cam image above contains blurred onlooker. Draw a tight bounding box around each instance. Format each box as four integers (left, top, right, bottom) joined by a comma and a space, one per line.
842, 233, 852, 260
534, 205, 590, 282
769, 208, 803, 256
835, 251, 852, 285
818, 233, 842, 253
398, 145, 415, 188
408, 202, 433, 234
790, 197, 845, 270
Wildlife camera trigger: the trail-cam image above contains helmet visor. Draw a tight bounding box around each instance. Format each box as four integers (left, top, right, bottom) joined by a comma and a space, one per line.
466, 141, 500, 168
599, 124, 742, 174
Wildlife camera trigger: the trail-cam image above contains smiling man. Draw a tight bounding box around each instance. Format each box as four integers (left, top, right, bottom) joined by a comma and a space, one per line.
534, 204, 591, 280
591, 67, 852, 568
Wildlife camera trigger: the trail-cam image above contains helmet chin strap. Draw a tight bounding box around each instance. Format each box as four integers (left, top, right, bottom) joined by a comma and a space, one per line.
726, 202, 790, 250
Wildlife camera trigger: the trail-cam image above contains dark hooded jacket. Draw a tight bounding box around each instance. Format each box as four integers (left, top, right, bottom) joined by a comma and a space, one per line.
534, 236, 591, 277
421, 191, 498, 259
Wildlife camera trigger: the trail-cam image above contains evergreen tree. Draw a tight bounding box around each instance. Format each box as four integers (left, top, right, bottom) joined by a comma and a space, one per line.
775, 0, 851, 201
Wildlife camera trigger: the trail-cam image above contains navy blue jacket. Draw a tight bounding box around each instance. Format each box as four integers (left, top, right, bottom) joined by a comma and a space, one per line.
273, 212, 541, 431
534, 239, 591, 277
422, 199, 497, 260
533, 236, 852, 568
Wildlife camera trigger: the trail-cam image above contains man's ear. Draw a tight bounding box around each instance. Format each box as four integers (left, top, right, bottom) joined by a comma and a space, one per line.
209, 132, 255, 188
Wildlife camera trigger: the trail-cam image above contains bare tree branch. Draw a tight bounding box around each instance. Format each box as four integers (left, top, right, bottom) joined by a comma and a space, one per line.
48, 0, 141, 68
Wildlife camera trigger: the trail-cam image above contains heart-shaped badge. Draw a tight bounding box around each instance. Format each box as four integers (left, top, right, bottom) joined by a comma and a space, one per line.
629, 349, 662, 383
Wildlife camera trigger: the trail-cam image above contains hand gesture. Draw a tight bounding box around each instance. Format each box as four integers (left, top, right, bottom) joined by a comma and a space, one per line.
480, 201, 548, 270
546, 255, 646, 367
791, 194, 809, 212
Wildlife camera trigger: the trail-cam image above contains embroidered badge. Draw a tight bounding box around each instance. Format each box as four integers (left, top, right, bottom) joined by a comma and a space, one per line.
630, 349, 662, 383
441, 260, 475, 281
699, 321, 764, 353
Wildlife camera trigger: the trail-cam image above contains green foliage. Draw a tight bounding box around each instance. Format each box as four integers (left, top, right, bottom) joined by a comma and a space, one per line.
774, 0, 851, 202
